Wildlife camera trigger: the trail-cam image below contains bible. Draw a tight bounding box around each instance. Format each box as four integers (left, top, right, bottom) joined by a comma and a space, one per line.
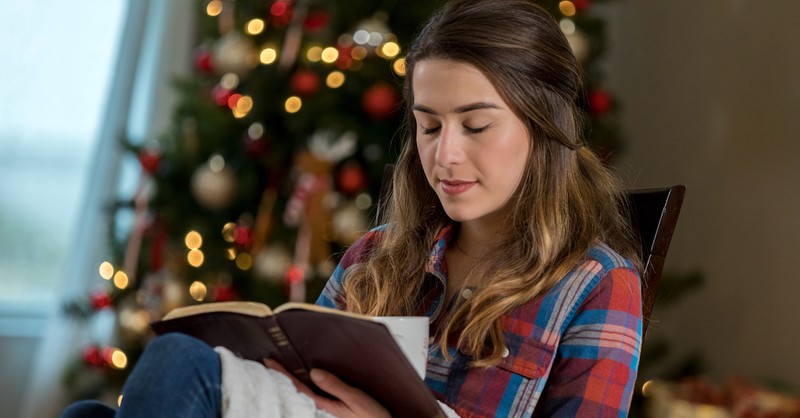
150, 301, 445, 418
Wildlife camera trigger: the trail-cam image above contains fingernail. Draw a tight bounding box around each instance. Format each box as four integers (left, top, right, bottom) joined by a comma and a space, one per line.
310, 369, 325, 383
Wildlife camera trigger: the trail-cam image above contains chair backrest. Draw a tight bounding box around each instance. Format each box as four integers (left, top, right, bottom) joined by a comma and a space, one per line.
626, 185, 685, 336
375, 164, 685, 337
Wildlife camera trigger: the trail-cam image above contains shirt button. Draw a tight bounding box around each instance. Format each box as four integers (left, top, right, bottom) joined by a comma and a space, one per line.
461, 288, 473, 299
501, 348, 510, 358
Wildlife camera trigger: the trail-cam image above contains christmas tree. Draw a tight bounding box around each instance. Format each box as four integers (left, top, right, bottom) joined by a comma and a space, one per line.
62, 0, 623, 402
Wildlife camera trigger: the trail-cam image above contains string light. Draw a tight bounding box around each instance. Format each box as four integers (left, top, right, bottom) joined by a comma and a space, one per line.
320, 47, 339, 64
99, 261, 114, 280
245, 18, 265, 35
222, 222, 237, 242
560, 18, 576, 35
641, 380, 654, 397
236, 252, 253, 270
392, 58, 406, 76
209, 154, 226, 171
225, 247, 237, 260
353, 30, 370, 45
285, 96, 302, 113
380, 42, 400, 59
220, 73, 239, 90
113, 271, 129, 289
187, 249, 205, 267
109, 348, 128, 369
206, 0, 222, 17
350, 46, 368, 61
260, 47, 277, 64
559, 1, 577, 17
185, 230, 202, 250
306, 46, 322, 62
326, 71, 345, 88
232, 95, 253, 118
189, 281, 207, 301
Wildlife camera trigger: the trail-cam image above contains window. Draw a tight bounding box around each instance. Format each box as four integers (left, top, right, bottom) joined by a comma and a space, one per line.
0, 0, 128, 306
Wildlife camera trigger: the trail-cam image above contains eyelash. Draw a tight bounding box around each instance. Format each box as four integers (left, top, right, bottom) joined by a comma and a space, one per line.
420, 125, 489, 135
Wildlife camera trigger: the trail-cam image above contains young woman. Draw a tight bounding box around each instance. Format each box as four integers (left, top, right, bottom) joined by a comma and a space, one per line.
62, 0, 642, 417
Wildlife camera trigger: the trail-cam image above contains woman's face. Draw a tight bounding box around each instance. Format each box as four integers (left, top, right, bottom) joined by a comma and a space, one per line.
412, 59, 531, 229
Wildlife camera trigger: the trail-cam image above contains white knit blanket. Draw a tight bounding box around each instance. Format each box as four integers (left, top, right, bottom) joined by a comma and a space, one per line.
215, 347, 460, 418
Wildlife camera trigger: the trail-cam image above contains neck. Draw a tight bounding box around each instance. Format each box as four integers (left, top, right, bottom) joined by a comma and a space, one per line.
455, 221, 499, 259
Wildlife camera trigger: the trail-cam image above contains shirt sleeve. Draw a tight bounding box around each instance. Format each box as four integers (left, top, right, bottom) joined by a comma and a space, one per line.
315, 227, 383, 309
535, 266, 642, 417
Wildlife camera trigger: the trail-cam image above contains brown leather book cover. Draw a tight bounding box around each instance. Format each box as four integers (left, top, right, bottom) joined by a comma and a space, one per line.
150, 301, 444, 418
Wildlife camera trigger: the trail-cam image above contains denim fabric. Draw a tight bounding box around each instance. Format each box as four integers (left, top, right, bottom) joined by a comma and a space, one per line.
60, 333, 222, 418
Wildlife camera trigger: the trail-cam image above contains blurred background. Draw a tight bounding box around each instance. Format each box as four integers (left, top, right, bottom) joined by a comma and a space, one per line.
0, 1, 797, 417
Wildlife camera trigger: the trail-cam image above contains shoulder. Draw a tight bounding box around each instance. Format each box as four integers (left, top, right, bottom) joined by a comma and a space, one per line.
337, 224, 388, 268
579, 242, 641, 309
315, 225, 387, 309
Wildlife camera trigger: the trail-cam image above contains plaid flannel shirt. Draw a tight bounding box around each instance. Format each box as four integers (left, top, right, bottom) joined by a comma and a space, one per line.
316, 225, 642, 418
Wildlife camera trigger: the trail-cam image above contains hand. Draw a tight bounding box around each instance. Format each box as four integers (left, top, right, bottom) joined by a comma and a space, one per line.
264, 359, 390, 418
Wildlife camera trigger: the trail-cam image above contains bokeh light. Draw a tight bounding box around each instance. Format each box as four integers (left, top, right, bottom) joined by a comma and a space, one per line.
189, 281, 207, 301
285, 96, 302, 113
326, 71, 345, 88
99, 261, 114, 280
184, 230, 202, 249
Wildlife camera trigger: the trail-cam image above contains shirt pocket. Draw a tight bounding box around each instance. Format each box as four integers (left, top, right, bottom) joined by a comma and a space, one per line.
496, 332, 555, 379
447, 334, 555, 418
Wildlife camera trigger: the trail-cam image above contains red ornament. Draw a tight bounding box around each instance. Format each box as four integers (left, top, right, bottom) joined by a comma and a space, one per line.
285, 265, 305, 284
269, 1, 293, 27
243, 133, 268, 159
233, 226, 252, 247
572, 0, 591, 12
211, 284, 239, 302
362, 83, 399, 120
138, 150, 161, 174
193, 46, 214, 74
335, 45, 353, 70
81, 345, 104, 366
303, 11, 329, 32
212, 85, 234, 107
336, 163, 367, 196
589, 89, 612, 116
90, 290, 113, 310
290, 69, 321, 96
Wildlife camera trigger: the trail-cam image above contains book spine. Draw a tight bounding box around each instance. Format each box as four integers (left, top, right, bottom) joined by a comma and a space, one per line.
263, 315, 311, 384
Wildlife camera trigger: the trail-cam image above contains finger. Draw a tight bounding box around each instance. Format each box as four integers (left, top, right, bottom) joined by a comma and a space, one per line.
310, 369, 362, 405
310, 369, 389, 418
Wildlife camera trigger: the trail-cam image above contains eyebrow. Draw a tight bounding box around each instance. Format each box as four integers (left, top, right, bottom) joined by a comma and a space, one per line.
412, 101, 501, 115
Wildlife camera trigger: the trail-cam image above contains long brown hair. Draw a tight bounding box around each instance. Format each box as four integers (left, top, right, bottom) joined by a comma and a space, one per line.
343, 0, 641, 366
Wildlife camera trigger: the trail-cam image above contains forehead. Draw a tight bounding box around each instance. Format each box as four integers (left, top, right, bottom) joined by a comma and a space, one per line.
411, 59, 503, 108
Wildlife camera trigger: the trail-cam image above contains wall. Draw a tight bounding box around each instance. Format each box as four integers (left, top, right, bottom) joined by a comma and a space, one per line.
606, 0, 800, 387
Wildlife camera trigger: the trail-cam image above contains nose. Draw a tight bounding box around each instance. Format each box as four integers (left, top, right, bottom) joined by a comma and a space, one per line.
434, 125, 465, 167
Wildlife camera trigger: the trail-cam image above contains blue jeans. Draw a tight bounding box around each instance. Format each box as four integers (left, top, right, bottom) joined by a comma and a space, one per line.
60, 333, 222, 418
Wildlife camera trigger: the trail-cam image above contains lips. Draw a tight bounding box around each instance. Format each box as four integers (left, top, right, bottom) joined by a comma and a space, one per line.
439, 179, 476, 195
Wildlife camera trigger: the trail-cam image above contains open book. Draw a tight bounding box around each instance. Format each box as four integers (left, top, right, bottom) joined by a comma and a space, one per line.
150, 301, 444, 418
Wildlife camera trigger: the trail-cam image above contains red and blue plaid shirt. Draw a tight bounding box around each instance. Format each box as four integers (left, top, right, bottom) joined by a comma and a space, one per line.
316, 225, 642, 417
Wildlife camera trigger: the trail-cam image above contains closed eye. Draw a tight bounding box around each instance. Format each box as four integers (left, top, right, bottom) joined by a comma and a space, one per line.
421, 125, 441, 135
465, 123, 491, 134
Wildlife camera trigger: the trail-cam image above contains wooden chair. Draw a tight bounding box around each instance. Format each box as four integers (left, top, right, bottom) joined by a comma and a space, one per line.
375, 164, 685, 336
626, 185, 685, 336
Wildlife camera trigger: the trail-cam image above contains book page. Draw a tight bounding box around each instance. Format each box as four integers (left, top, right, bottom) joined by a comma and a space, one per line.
161, 301, 273, 320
